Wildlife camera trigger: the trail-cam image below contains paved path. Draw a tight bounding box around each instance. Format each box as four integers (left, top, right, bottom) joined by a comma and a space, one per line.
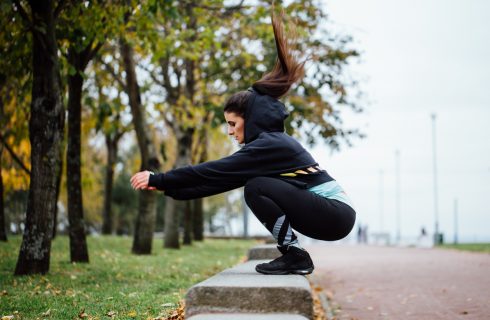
305, 244, 490, 320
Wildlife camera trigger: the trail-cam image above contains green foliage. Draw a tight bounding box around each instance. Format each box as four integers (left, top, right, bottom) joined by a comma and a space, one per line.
438, 243, 490, 253
1, 0, 365, 235
0, 236, 258, 319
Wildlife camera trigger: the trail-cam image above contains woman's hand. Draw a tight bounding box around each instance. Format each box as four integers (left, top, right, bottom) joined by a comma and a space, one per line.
130, 170, 157, 191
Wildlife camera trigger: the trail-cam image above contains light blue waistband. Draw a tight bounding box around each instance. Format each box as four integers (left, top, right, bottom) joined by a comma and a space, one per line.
308, 180, 355, 210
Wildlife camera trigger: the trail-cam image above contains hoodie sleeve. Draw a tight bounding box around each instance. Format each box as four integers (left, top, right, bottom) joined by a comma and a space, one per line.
148, 144, 259, 191
163, 180, 246, 200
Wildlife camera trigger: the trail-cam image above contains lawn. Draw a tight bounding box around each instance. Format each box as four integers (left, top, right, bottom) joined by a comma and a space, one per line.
438, 243, 490, 253
0, 235, 258, 319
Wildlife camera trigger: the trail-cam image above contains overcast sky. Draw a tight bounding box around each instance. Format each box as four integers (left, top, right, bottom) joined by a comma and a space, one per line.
304, 0, 490, 242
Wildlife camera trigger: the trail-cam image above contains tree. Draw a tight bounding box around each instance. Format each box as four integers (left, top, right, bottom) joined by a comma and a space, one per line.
0, 143, 5, 242
13, 0, 66, 275
89, 72, 130, 235
139, 1, 249, 248
59, 1, 112, 263
0, 77, 7, 242
119, 2, 162, 254
0, 0, 33, 242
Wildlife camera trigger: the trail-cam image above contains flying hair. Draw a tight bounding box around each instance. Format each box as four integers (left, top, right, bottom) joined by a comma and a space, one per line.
252, 9, 306, 99
224, 7, 305, 117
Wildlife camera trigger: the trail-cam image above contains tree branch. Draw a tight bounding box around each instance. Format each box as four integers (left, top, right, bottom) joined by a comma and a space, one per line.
87, 41, 104, 65
97, 57, 126, 89
138, 63, 166, 88
0, 132, 31, 175
182, 0, 248, 12
12, 0, 31, 24
53, 0, 66, 19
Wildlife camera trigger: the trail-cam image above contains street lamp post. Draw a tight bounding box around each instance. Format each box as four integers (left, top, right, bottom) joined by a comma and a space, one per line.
395, 149, 401, 244
431, 113, 440, 244
379, 169, 384, 234
454, 198, 458, 244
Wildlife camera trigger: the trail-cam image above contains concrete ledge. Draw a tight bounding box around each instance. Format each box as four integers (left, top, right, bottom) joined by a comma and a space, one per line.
185, 260, 313, 318
187, 314, 309, 320
247, 244, 281, 260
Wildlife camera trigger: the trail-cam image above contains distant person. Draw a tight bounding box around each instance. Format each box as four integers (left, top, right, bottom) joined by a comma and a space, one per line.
130, 11, 356, 275
418, 226, 432, 248
362, 225, 368, 244
357, 225, 363, 244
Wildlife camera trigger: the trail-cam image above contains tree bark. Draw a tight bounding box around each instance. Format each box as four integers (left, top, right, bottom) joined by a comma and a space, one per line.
192, 127, 208, 242
66, 50, 89, 263
0, 146, 7, 241
0, 84, 7, 242
119, 38, 160, 255
52, 153, 63, 239
163, 197, 180, 249
15, 0, 64, 275
183, 200, 193, 245
102, 132, 121, 235
164, 128, 194, 248
192, 198, 203, 241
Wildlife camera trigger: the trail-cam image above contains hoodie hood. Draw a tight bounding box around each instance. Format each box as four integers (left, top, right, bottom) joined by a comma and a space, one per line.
244, 88, 289, 144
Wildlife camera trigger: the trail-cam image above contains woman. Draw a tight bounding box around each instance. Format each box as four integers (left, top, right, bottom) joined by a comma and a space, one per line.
130, 12, 356, 275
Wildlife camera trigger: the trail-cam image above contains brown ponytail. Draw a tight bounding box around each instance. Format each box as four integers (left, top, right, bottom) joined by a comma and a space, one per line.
252, 10, 306, 99
224, 9, 305, 116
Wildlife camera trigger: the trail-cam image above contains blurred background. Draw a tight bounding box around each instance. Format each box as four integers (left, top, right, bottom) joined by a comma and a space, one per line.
1, 0, 488, 253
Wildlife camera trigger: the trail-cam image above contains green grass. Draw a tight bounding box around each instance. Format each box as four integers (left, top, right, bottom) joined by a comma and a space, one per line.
438, 243, 490, 253
0, 235, 258, 319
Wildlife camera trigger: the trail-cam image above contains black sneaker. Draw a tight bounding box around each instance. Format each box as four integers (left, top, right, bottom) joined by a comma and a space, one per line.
255, 245, 314, 275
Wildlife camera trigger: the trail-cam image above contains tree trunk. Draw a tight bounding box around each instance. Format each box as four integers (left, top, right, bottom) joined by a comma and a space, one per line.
183, 200, 193, 245
0, 146, 7, 241
66, 52, 89, 263
120, 38, 160, 255
15, 0, 64, 275
52, 148, 63, 239
163, 198, 180, 249
0, 87, 7, 242
192, 198, 203, 241
102, 134, 118, 235
164, 128, 194, 248
192, 128, 208, 242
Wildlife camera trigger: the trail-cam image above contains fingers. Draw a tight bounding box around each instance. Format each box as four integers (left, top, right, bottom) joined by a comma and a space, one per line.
130, 171, 151, 190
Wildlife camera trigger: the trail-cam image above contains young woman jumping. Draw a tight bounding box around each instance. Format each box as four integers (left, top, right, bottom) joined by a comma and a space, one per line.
130, 12, 356, 275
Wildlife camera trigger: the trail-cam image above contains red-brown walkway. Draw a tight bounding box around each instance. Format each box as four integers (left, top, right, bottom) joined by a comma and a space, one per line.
306, 244, 490, 320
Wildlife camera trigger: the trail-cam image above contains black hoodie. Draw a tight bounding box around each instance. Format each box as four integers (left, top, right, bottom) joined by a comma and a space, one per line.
148, 88, 333, 200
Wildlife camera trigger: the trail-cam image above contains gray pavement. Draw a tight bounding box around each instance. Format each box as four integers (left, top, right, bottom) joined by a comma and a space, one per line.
305, 244, 490, 320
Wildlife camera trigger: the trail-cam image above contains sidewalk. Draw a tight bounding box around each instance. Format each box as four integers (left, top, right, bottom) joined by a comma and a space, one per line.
305, 244, 490, 320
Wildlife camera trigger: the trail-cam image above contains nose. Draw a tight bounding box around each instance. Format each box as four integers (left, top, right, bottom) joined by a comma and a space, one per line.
227, 126, 234, 135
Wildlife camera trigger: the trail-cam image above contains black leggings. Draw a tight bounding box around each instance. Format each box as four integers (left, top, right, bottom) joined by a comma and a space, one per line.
244, 177, 356, 245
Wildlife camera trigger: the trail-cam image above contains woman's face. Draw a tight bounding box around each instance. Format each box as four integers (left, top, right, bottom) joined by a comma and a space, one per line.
224, 111, 245, 144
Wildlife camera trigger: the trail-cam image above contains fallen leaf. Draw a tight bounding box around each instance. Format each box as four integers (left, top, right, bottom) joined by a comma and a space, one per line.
127, 310, 137, 317
41, 309, 51, 316
78, 308, 88, 319
2, 316, 14, 320
106, 310, 116, 317
0, 290, 7, 296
